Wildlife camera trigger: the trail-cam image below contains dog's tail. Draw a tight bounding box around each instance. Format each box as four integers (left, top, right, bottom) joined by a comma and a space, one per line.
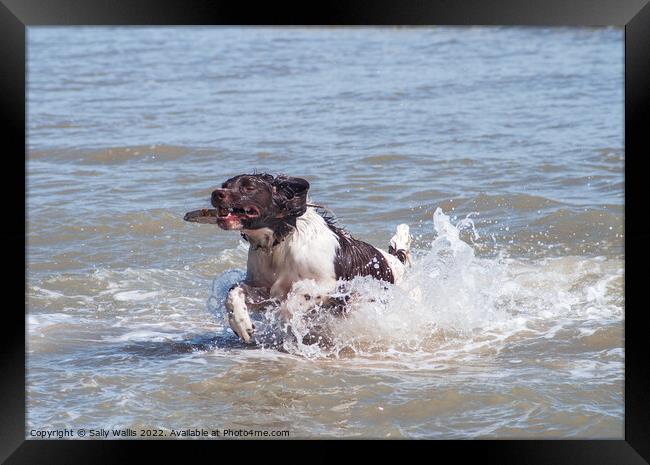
388, 224, 412, 266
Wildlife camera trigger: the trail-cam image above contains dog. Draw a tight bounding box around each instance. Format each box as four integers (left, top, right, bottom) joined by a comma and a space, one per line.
195, 173, 412, 343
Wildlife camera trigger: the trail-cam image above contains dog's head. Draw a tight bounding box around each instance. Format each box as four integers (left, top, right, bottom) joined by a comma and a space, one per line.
211, 173, 310, 231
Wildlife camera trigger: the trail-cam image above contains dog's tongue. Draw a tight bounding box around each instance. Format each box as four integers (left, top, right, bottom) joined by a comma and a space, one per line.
183, 208, 220, 224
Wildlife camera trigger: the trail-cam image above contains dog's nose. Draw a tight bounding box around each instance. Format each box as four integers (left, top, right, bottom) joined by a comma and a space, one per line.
211, 189, 228, 205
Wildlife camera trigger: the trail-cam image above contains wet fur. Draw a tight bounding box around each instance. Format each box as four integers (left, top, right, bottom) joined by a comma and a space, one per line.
325, 220, 395, 283
210, 173, 409, 343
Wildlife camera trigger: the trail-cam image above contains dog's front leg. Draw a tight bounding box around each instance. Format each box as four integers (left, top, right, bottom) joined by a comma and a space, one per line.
225, 283, 275, 343
225, 285, 255, 343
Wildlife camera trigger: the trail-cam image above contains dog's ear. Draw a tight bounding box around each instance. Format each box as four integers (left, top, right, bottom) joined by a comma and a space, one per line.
272, 176, 310, 217
272, 176, 310, 199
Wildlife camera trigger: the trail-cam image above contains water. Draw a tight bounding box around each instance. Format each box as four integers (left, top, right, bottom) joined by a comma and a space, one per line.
27, 27, 624, 438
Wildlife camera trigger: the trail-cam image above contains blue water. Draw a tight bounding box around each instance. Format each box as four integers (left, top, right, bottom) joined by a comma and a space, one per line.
27, 27, 623, 439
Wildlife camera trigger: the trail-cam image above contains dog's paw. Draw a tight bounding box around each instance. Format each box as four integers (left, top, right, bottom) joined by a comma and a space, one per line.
226, 287, 255, 343
228, 308, 255, 343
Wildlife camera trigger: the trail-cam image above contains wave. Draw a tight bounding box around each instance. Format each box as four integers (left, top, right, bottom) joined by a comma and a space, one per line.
447, 193, 563, 212
28, 145, 218, 164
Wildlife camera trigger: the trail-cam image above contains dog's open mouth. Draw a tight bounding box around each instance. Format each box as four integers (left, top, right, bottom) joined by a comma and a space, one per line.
217, 205, 260, 219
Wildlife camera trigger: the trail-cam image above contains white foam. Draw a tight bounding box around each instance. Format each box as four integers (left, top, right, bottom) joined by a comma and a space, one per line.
113, 290, 160, 302
29, 287, 66, 299
104, 330, 181, 343
27, 312, 75, 333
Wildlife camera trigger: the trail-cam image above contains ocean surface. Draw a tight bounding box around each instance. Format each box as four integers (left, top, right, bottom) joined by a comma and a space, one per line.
27, 27, 624, 438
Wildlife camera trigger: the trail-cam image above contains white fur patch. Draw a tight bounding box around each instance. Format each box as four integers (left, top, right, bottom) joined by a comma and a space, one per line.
390, 224, 412, 252
244, 208, 339, 299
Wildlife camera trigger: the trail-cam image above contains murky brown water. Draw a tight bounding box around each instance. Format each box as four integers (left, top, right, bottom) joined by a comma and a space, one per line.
27, 26, 623, 438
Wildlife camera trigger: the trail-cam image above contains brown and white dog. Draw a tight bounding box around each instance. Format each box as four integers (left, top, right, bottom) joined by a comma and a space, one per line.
197, 173, 411, 343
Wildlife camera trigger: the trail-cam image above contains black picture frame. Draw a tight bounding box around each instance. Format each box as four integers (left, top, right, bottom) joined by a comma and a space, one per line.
3, 0, 649, 462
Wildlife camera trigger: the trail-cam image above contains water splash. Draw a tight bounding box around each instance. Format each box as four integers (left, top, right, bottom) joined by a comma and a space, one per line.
208, 208, 623, 359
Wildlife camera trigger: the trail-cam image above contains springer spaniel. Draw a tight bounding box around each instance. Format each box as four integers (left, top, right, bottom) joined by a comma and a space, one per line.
184, 173, 411, 343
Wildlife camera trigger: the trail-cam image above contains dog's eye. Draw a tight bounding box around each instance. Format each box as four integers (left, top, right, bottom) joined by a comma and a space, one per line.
243, 185, 255, 192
